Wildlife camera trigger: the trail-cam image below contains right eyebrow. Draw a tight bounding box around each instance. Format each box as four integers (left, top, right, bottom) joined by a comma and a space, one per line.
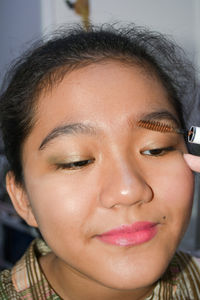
38, 123, 96, 151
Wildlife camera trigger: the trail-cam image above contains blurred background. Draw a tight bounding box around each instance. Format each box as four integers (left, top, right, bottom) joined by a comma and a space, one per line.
0, 0, 200, 270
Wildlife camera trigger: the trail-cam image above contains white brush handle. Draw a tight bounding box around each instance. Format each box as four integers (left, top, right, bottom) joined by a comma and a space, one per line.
188, 126, 200, 144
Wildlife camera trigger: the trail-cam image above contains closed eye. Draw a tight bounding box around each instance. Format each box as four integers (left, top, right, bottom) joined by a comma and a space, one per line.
141, 146, 175, 156
55, 158, 95, 170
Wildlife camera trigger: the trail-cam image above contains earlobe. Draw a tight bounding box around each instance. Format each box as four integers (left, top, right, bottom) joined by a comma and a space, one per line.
6, 171, 38, 228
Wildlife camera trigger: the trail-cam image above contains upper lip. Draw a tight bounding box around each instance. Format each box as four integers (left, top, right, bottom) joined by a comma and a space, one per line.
98, 221, 158, 236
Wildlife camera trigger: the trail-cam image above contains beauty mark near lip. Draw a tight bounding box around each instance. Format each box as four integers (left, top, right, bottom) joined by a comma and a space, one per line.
97, 222, 158, 247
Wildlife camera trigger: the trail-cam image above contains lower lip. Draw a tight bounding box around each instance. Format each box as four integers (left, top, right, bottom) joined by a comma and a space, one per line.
97, 222, 158, 247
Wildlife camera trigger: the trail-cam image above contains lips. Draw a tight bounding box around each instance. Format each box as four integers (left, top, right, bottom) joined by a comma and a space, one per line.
96, 222, 158, 246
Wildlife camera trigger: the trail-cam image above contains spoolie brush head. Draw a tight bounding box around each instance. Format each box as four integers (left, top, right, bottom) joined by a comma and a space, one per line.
137, 120, 179, 133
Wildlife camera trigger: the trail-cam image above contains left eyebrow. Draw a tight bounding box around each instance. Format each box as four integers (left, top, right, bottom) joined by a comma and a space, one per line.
39, 123, 96, 150
139, 110, 180, 127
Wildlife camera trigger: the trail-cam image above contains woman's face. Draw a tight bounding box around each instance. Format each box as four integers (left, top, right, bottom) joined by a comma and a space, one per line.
11, 61, 194, 290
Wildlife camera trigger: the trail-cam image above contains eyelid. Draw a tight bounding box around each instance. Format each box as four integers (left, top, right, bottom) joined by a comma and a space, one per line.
141, 146, 175, 156
55, 158, 95, 170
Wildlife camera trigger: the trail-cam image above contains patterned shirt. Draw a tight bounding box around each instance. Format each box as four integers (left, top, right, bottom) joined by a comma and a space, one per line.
0, 238, 200, 299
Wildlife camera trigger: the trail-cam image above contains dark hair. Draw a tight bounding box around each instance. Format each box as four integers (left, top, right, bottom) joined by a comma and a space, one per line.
0, 24, 196, 184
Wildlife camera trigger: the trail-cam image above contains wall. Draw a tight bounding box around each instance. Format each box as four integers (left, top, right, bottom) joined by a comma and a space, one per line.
194, 0, 200, 71
0, 0, 41, 83
0, 1, 199, 81
41, 0, 200, 69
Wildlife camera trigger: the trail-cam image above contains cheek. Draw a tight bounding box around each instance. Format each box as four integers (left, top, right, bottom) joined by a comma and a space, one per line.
24, 173, 98, 239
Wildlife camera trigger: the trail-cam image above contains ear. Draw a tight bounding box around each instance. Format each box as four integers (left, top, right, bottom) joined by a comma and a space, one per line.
6, 171, 38, 228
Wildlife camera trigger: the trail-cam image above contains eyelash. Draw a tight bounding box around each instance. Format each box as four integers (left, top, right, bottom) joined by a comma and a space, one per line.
141, 146, 175, 156
55, 159, 95, 170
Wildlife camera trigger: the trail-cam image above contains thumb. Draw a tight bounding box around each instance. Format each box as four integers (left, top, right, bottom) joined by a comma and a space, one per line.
183, 153, 200, 173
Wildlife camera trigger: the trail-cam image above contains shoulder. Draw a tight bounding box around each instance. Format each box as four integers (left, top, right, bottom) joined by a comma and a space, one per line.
0, 238, 50, 300
171, 251, 200, 281
0, 268, 19, 299
193, 255, 200, 268
174, 250, 200, 274
164, 251, 200, 299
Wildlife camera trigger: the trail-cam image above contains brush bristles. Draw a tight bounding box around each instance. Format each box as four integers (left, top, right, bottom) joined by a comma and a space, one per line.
137, 120, 176, 133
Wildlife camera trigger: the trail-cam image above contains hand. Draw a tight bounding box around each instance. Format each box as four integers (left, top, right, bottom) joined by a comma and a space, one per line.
183, 154, 200, 173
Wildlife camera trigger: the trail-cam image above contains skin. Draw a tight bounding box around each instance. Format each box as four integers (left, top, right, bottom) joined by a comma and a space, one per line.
6, 61, 194, 300
184, 154, 200, 172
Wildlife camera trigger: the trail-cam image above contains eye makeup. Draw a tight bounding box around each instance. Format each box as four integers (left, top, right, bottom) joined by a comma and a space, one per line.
47, 155, 95, 171
55, 159, 95, 170
141, 146, 176, 157
137, 120, 200, 145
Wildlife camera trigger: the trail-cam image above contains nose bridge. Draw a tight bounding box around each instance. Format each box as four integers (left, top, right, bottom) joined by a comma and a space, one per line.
99, 155, 153, 208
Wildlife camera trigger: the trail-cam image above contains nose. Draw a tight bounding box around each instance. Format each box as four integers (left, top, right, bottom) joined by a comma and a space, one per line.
99, 159, 153, 209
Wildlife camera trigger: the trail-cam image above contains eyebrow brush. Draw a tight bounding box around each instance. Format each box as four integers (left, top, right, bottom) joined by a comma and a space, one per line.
137, 120, 200, 145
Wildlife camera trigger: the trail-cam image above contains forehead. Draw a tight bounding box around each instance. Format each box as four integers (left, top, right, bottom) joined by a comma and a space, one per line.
22, 60, 179, 156
36, 61, 175, 125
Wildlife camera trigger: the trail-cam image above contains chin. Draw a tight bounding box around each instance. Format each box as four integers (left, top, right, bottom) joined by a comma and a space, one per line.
92, 256, 170, 291
96, 271, 158, 291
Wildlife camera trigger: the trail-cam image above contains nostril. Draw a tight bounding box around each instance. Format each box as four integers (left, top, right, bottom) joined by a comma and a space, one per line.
142, 184, 154, 204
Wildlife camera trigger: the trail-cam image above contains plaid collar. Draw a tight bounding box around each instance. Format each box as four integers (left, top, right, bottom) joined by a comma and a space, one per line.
11, 238, 60, 299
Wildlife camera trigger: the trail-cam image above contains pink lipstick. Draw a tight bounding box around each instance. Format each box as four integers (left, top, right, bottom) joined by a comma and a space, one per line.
97, 222, 158, 246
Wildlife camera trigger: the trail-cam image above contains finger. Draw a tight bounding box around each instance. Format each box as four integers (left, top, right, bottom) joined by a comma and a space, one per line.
183, 153, 200, 173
